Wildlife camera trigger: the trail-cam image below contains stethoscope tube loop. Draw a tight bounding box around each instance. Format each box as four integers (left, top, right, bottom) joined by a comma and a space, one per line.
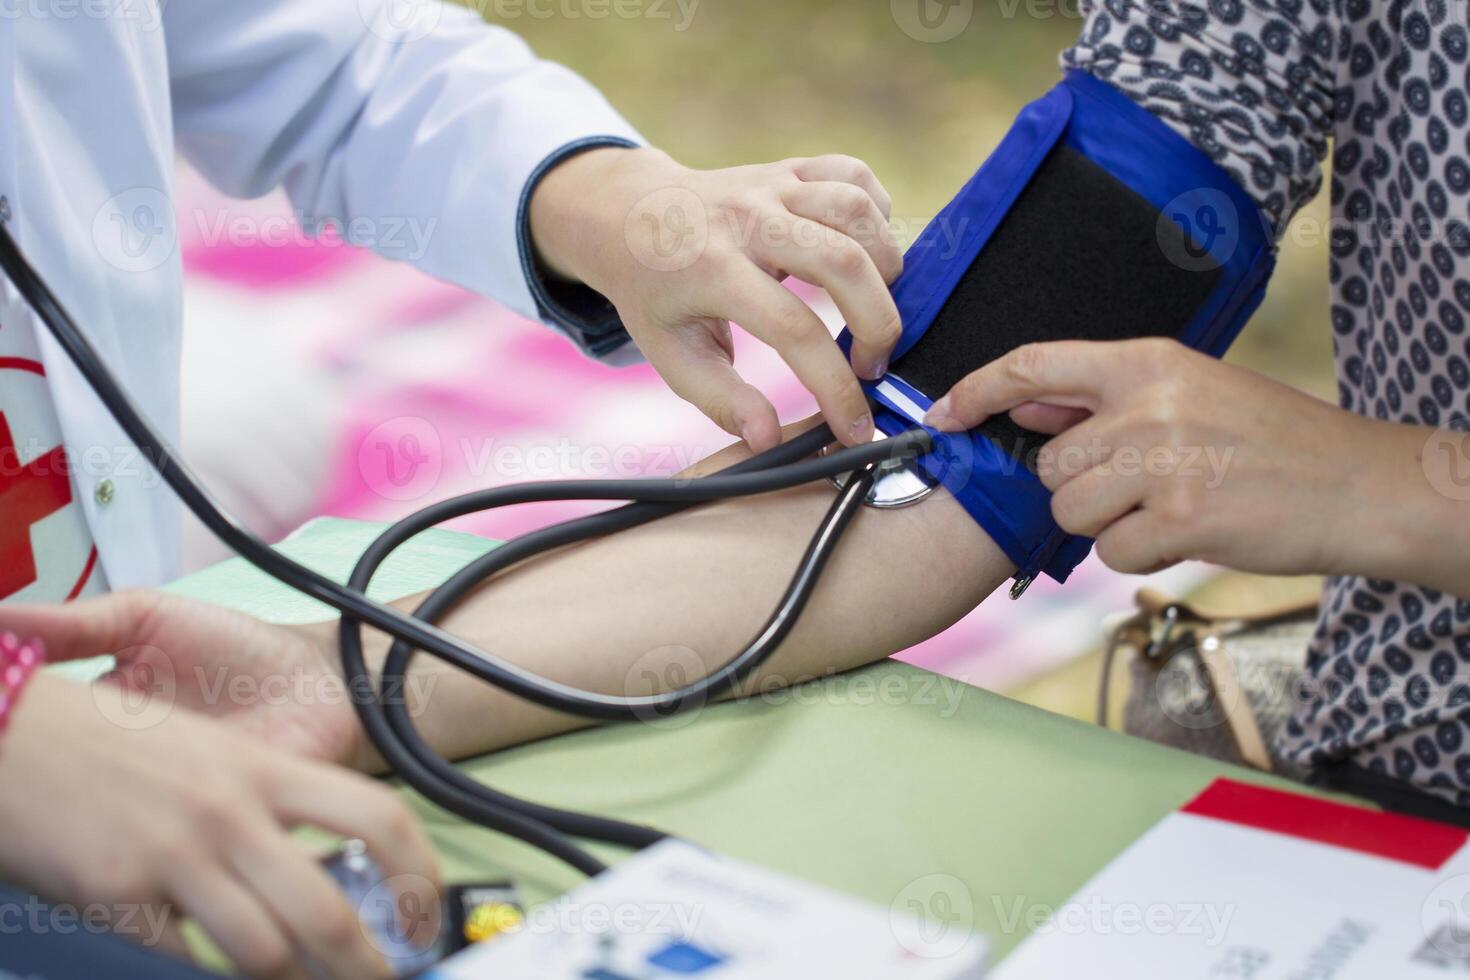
0, 219, 929, 877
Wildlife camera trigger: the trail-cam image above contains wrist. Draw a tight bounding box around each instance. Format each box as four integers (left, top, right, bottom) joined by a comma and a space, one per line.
0, 634, 46, 738
292, 618, 425, 776
528, 145, 670, 288
1336, 418, 1470, 593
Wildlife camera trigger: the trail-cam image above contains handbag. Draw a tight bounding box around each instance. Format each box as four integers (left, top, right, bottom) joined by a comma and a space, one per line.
1097, 587, 1318, 775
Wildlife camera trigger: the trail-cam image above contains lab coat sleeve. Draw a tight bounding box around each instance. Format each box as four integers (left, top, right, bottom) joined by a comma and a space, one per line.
161, 0, 643, 359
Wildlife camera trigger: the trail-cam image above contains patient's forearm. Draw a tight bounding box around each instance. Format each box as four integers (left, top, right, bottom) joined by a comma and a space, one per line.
334, 433, 1012, 771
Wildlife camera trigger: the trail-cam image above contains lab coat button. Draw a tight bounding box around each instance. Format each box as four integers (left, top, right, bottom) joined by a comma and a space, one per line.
95, 479, 116, 505
0, 196, 11, 223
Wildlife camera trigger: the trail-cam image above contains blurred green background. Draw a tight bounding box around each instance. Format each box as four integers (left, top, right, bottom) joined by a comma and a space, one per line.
482, 0, 1337, 399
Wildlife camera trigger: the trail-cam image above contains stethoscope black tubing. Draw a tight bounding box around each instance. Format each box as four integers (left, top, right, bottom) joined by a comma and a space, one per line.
342, 452, 880, 875
0, 220, 929, 876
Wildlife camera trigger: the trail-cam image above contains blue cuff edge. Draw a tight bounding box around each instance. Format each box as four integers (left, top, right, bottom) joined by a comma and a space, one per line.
852, 74, 1278, 587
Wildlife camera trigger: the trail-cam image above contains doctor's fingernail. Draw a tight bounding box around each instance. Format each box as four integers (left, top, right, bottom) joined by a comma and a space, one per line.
850, 413, 873, 443
864, 357, 889, 381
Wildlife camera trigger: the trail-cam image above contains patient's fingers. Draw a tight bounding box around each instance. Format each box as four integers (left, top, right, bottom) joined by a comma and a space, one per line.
924, 341, 1117, 431
1009, 401, 1091, 435
1095, 510, 1183, 575
0, 590, 158, 661
1033, 411, 1129, 492
637, 318, 782, 451
1049, 465, 1149, 539
715, 269, 874, 446
790, 155, 893, 219
751, 216, 901, 383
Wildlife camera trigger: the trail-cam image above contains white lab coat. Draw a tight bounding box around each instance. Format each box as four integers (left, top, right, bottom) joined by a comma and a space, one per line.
0, 0, 641, 592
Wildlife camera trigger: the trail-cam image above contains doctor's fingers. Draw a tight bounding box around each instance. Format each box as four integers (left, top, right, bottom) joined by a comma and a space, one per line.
173, 850, 391, 980
222, 823, 397, 980
710, 269, 874, 446
267, 760, 442, 950
789, 155, 894, 220
154, 757, 438, 979
779, 180, 902, 284
164, 859, 310, 980
638, 319, 782, 451
751, 213, 902, 384
87, 900, 194, 967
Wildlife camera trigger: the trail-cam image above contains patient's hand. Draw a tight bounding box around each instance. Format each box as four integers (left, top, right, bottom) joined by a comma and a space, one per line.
924, 338, 1467, 594
0, 592, 363, 768
1, 421, 1012, 773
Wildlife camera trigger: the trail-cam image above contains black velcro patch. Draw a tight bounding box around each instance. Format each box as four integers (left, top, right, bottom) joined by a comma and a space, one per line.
889, 145, 1223, 464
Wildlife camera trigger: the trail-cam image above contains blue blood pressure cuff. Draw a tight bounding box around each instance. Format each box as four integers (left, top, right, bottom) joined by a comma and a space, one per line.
840, 70, 1277, 592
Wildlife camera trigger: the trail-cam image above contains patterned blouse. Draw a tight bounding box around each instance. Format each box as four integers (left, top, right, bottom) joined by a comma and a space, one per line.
1062, 0, 1470, 804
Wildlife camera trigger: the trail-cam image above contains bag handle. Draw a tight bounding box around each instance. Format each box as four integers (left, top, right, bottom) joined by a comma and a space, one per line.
1097, 587, 1318, 752
1132, 586, 1319, 637
1193, 630, 1274, 770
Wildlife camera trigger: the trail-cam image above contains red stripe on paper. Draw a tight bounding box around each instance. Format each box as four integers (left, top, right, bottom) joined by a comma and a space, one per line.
1183, 779, 1468, 871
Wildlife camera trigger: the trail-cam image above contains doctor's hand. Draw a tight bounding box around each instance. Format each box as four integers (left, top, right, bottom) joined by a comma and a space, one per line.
530, 146, 904, 451
922, 338, 1444, 582
0, 673, 440, 979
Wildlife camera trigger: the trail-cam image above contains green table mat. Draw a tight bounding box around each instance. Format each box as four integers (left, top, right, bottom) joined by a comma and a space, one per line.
164, 518, 1310, 963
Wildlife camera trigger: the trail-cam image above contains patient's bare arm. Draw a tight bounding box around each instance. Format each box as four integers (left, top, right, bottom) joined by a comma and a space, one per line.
1, 422, 1012, 771
332, 421, 1010, 768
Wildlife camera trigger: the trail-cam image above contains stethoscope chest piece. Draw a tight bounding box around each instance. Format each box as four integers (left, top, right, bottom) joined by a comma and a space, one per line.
820, 434, 938, 509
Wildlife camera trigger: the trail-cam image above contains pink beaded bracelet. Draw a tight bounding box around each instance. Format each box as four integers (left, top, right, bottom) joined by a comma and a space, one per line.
0, 633, 46, 735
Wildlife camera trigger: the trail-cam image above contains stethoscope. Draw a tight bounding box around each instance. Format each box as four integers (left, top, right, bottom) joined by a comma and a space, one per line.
0, 220, 936, 877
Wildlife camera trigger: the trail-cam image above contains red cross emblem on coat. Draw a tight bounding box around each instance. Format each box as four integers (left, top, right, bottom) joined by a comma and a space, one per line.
0, 356, 99, 602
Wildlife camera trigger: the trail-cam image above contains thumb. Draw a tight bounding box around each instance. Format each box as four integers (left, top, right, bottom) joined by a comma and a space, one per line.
0, 590, 161, 663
